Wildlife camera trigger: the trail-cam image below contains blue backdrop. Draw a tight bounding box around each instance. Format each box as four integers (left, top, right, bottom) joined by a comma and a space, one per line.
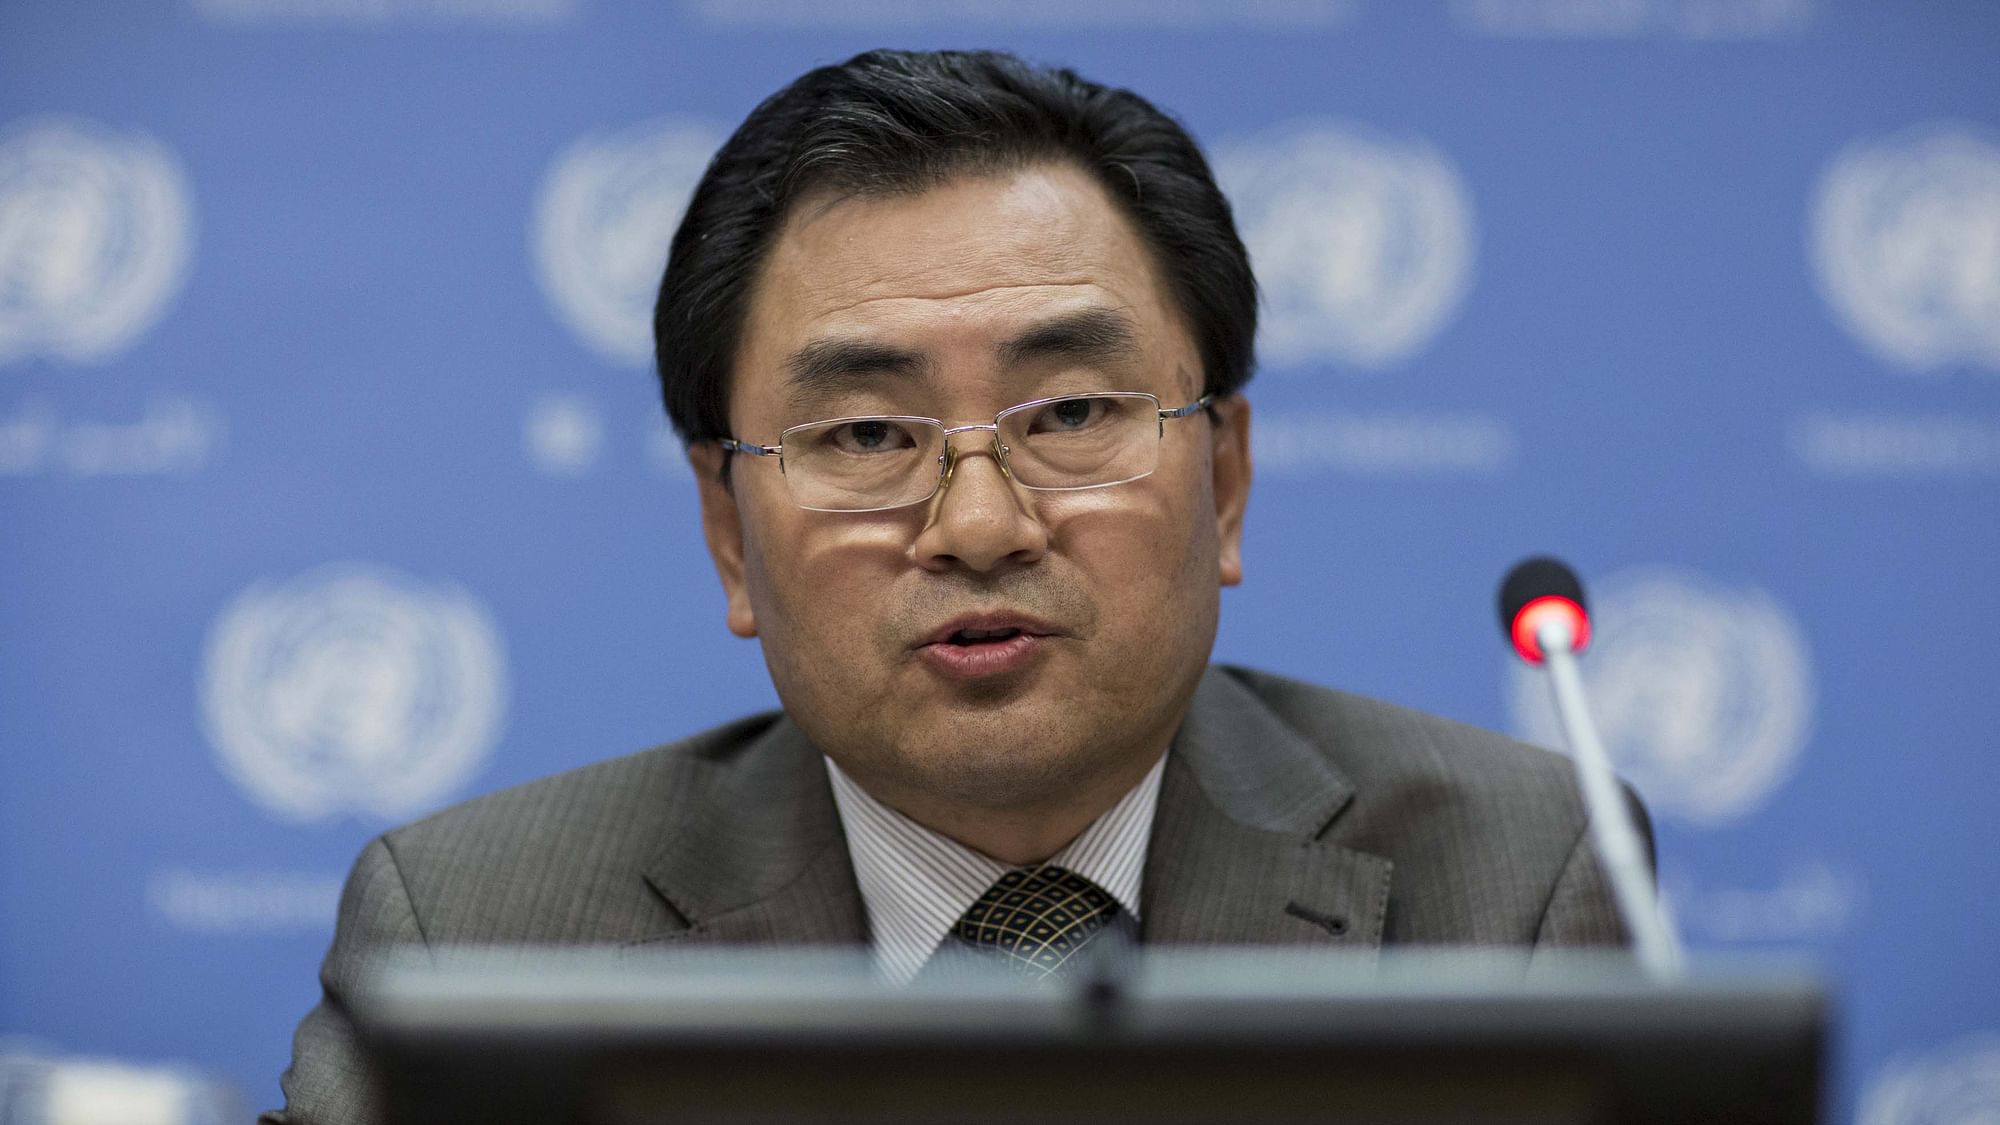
3, 1, 1996, 1120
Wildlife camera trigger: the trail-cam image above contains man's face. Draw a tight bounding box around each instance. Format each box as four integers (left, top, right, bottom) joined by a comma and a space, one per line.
694, 162, 1251, 820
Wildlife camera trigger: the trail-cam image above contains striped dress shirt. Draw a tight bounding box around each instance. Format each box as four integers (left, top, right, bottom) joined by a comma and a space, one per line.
824, 753, 1166, 985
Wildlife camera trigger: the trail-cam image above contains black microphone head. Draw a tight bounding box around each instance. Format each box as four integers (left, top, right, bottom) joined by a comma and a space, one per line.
1498, 556, 1588, 639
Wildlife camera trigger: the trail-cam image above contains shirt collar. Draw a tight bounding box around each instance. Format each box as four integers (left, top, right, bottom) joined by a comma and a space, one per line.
825, 753, 1166, 985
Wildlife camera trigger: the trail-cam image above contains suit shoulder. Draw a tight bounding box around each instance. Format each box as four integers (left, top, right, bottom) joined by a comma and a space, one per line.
383, 710, 782, 853
1206, 665, 1620, 943
1209, 663, 1585, 818
361, 710, 784, 941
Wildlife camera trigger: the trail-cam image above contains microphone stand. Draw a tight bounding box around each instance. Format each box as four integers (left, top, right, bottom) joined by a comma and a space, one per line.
1537, 616, 1684, 980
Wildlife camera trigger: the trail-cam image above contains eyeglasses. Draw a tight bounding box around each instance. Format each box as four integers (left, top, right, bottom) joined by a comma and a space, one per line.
719, 391, 1215, 513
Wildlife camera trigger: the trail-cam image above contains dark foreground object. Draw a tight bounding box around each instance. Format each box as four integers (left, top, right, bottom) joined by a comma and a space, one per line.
350, 948, 1825, 1125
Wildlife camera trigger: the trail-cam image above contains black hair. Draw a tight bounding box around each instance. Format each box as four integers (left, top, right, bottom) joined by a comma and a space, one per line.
653, 48, 1256, 456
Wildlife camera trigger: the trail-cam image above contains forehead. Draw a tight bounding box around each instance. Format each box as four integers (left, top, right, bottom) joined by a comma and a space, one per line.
731, 162, 1191, 420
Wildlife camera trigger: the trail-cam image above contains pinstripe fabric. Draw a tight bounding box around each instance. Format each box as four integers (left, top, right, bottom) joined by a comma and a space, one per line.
825, 753, 1163, 985
269, 666, 1638, 1125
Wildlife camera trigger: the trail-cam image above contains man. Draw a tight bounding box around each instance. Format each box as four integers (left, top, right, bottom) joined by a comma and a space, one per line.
268, 49, 1637, 1124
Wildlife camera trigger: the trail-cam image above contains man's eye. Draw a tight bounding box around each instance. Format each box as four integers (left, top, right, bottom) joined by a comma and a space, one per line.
829, 420, 915, 453
1032, 397, 1107, 433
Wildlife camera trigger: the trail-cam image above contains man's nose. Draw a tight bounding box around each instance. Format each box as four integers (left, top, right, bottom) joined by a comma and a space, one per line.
911, 432, 1049, 574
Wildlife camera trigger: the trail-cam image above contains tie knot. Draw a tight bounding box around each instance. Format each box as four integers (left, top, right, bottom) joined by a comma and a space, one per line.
949, 864, 1124, 979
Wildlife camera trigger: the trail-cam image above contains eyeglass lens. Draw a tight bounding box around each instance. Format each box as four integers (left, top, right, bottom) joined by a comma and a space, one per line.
779, 393, 1164, 512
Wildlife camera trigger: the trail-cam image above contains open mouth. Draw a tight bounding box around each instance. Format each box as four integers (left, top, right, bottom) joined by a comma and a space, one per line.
918, 619, 1049, 679
946, 627, 1023, 646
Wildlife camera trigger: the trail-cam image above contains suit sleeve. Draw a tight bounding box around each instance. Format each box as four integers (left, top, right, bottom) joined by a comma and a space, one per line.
261, 836, 428, 1125
1530, 784, 1656, 949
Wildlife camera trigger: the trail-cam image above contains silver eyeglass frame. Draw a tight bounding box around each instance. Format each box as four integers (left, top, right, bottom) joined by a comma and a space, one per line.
718, 391, 1216, 514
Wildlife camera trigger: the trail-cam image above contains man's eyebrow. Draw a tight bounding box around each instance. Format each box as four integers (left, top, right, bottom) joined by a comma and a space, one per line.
784, 339, 929, 394
997, 308, 1141, 368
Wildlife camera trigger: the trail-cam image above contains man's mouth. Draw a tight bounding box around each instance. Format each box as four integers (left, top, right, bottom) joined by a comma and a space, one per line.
916, 615, 1058, 679
946, 626, 1023, 646
921, 614, 1056, 649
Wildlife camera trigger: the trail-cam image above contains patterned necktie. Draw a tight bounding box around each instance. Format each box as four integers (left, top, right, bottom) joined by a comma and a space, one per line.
948, 864, 1127, 980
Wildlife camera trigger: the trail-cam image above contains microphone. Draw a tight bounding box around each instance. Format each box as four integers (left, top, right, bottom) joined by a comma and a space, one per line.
1498, 556, 1590, 665
1499, 557, 1682, 978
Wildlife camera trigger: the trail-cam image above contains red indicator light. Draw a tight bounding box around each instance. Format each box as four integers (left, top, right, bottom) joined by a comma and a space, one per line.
1511, 595, 1591, 664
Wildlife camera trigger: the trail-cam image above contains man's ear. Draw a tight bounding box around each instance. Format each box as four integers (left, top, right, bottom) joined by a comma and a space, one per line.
1210, 395, 1251, 588
689, 443, 758, 638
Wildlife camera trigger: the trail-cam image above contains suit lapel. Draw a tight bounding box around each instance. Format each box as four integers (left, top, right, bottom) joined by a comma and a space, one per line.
635, 717, 868, 946
630, 669, 1388, 952
1143, 669, 1392, 952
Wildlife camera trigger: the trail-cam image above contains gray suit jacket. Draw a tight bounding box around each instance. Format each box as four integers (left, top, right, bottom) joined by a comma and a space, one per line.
267, 665, 1638, 1124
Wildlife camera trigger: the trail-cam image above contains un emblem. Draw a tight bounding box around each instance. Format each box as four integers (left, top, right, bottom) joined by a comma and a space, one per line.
0, 116, 193, 366
1505, 568, 1815, 825
1811, 123, 2000, 372
1861, 1037, 2000, 1125
1218, 120, 1476, 371
532, 118, 721, 366
200, 565, 508, 822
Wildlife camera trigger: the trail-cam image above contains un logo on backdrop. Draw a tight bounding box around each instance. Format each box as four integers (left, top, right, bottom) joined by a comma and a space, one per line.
1811, 123, 2000, 372
532, 118, 721, 366
0, 116, 193, 365
200, 565, 508, 822
1505, 568, 1815, 825
1218, 120, 1476, 370
1860, 1037, 2000, 1125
